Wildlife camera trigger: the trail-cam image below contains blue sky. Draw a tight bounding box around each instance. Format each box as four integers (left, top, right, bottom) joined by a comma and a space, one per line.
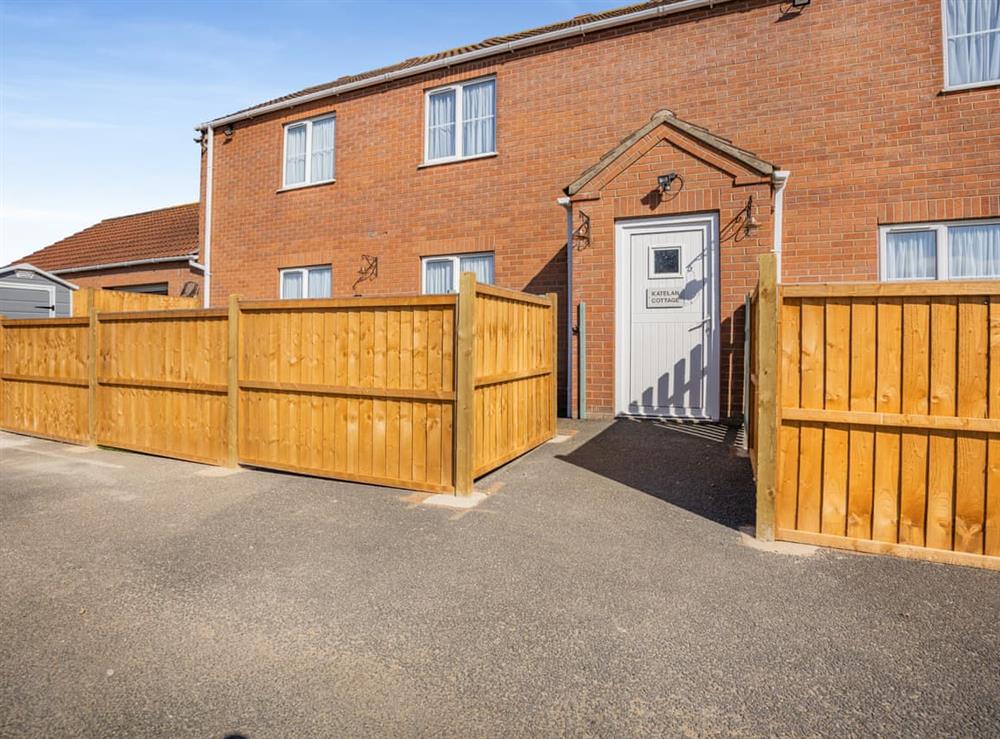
0, 0, 615, 264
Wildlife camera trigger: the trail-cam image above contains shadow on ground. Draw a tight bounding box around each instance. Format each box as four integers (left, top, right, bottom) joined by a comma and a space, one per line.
556, 417, 754, 530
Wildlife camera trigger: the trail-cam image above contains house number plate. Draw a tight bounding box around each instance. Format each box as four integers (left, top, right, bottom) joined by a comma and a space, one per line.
646, 288, 683, 308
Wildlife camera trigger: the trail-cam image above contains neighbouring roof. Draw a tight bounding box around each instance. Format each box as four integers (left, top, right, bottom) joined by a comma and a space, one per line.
204, 0, 731, 126
13, 203, 199, 273
564, 109, 777, 196
0, 263, 78, 289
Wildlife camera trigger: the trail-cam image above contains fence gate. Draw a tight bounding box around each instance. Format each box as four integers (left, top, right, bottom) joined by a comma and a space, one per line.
750, 253, 1000, 571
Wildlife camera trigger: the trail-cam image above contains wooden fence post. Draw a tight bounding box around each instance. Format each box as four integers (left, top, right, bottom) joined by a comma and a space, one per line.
87, 289, 98, 446
755, 253, 779, 541
454, 272, 477, 495
548, 292, 559, 431
227, 294, 240, 467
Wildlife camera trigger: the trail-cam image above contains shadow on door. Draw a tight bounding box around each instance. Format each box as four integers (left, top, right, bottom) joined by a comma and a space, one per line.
557, 417, 754, 530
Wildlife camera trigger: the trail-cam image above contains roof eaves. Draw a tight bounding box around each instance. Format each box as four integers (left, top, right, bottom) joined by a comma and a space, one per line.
564, 109, 778, 196
565, 109, 676, 196
196, 0, 735, 129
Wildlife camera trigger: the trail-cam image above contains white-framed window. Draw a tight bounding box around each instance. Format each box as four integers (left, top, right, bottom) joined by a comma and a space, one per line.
280, 265, 332, 298
283, 114, 336, 188
942, 0, 1000, 90
880, 219, 1000, 281
421, 252, 495, 294
424, 77, 496, 164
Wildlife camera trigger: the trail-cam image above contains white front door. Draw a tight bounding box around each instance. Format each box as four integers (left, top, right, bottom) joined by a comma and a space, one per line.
615, 214, 719, 419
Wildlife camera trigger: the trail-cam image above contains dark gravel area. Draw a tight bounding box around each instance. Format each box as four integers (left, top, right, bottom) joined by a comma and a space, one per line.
1, 421, 997, 737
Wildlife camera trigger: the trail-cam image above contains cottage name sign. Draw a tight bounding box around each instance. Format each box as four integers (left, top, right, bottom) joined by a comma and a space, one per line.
646, 287, 683, 308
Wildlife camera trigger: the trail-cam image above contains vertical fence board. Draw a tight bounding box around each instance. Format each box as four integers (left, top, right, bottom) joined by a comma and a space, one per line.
899, 299, 930, 546
872, 299, 902, 544
821, 299, 850, 536
847, 298, 876, 539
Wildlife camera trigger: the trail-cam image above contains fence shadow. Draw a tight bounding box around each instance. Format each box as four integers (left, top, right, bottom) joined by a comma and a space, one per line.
557, 418, 754, 530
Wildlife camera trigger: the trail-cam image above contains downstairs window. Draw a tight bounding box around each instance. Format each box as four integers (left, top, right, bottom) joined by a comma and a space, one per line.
880, 219, 1000, 280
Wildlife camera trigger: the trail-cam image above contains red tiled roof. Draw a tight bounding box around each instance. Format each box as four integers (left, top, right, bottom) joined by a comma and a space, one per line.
215, 0, 696, 122
16, 203, 199, 272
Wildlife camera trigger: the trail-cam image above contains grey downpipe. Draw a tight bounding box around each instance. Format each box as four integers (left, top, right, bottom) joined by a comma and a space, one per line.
558, 197, 573, 418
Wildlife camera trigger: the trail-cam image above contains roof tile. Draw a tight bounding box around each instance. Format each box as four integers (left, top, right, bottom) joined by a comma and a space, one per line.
15, 203, 199, 272
215, 0, 689, 121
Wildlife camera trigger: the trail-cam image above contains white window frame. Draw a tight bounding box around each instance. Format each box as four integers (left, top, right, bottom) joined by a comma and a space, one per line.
279, 265, 332, 299
941, 0, 1000, 91
422, 76, 496, 166
421, 252, 495, 294
879, 218, 1000, 281
281, 114, 336, 189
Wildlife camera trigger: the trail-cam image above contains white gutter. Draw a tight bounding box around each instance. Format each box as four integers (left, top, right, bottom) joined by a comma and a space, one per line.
771, 170, 790, 282
50, 255, 200, 275
203, 126, 214, 307
195, 0, 733, 130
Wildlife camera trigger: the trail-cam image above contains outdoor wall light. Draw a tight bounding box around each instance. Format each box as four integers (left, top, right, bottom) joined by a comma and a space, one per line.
223, 125, 234, 137
658, 172, 679, 193
743, 195, 761, 237
790, 0, 810, 7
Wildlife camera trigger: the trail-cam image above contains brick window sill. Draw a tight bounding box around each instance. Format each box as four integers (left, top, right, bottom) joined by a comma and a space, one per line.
276, 179, 336, 194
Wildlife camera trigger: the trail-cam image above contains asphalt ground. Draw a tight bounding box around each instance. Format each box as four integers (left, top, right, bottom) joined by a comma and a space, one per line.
1, 420, 997, 737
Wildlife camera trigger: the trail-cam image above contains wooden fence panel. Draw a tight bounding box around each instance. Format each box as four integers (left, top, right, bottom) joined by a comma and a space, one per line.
3, 284, 554, 497
95, 309, 229, 465
471, 284, 557, 478
236, 297, 458, 494
72, 287, 199, 316
0, 317, 90, 443
768, 281, 1000, 570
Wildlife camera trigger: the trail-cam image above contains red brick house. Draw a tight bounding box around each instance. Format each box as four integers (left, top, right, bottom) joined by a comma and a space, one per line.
194, 0, 1000, 420
16, 203, 203, 297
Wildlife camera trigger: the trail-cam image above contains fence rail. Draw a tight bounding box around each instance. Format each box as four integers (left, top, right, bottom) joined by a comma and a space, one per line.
750, 255, 1000, 571
1, 278, 557, 494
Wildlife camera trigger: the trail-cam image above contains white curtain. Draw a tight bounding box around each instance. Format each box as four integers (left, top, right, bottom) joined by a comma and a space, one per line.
460, 253, 495, 284
427, 90, 456, 160
885, 231, 936, 280
308, 266, 332, 297
462, 79, 496, 157
946, 0, 1000, 86
282, 271, 304, 299
311, 118, 335, 182
285, 124, 307, 186
949, 223, 1000, 278
424, 259, 454, 294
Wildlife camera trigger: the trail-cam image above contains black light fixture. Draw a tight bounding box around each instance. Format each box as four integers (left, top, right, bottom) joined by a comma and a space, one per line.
790, 0, 810, 7
743, 195, 761, 237
657, 172, 679, 193
223, 124, 234, 137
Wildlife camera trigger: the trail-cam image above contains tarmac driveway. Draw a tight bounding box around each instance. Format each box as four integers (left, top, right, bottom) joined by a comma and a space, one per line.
1, 421, 998, 737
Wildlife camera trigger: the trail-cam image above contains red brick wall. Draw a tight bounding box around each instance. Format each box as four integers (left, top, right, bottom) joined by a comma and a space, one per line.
200, 0, 1000, 418
61, 262, 203, 297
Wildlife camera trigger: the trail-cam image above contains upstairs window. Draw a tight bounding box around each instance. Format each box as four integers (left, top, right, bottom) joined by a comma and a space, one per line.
421, 252, 495, 294
943, 0, 1000, 89
280, 265, 332, 298
283, 114, 335, 188
424, 77, 496, 164
880, 219, 1000, 281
